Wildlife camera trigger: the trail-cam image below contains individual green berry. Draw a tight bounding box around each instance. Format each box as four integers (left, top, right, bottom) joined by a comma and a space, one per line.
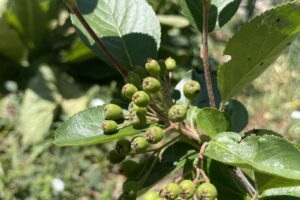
123, 180, 139, 198
102, 120, 118, 134
132, 114, 147, 129
128, 102, 148, 117
183, 80, 201, 100
141, 191, 160, 200
115, 139, 131, 157
143, 77, 161, 93
107, 150, 125, 164
104, 104, 123, 120
179, 180, 196, 199
196, 182, 218, 200
146, 126, 164, 144
165, 57, 176, 72
131, 137, 149, 153
120, 160, 140, 177
125, 71, 142, 87
168, 104, 186, 122
132, 91, 150, 107
160, 183, 180, 200
145, 59, 161, 77
122, 83, 138, 100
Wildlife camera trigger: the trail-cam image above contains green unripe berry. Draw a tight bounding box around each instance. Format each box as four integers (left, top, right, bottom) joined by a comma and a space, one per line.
125, 71, 142, 87
104, 104, 123, 120
102, 120, 118, 134
115, 139, 131, 157
160, 183, 180, 200
132, 114, 147, 129
145, 59, 161, 77
196, 183, 218, 199
120, 160, 140, 177
183, 80, 201, 100
131, 137, 149, 153
168, 104, 186, 122
141, 191, 160, 200
132, 91, 150, 107
122, 83, 138, 100
179, 180, 196, 199
122, 180, 139, 198
165, 57, 176, 72
107, 150, 125, 164
143, 77, 161, 93
146, 126, 164, 144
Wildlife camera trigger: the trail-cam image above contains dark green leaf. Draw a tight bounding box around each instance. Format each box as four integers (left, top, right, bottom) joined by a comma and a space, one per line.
260, 186, 300, 198
218, 2, 300, 102
54, 106, 142, 146
177, 0, 241, 32
207, 160, 250, 200
141, 142, 197, 190
205, 132, 300, 181
225, 99, 248, 132
72, 0, 161, 69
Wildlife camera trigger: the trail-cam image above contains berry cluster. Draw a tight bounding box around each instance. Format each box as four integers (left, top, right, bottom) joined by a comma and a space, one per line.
101, 57, 204, 199
142, 181, 217, 200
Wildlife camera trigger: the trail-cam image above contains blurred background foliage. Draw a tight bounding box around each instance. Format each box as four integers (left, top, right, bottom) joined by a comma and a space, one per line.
0, 0, 299, 199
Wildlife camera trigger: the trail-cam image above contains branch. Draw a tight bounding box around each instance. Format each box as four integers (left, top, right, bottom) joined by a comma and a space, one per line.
64, 0, 128, 77
201, 0, 216, 108
232, 167, 256, 197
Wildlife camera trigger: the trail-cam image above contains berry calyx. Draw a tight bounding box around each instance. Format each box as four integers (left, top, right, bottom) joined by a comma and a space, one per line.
160, 183, 180, 200
165, 57, 176, 72
196, 182, 218, 199
132, 91, 150, 107
179, 180, 196, 199
122, 83, 138, 100
131, 137, 149, 153
168, 104, 186, 122
104, 104, 123, 120
183, 80, 201, 100
122, 180, 139, 198
145, 126, 164, 144
145, 59, 161, 77
125, 71, 142, 87
102, 120, 118, 134
107, 150, 125, 164
120, 160, 140, 177
115, 139, 131, 157
143, 77, 161, 93
141, 191, 160, 200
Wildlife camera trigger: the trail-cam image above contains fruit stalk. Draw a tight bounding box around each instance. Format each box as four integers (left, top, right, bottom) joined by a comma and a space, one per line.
65, 1, 128, 77
201, 0, 216, 108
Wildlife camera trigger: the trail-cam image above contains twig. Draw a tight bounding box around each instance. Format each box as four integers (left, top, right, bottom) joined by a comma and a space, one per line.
201, 0, 216, 108
194, 142, 209, 183
64, 0, 128, 77
232, 167, 256, 197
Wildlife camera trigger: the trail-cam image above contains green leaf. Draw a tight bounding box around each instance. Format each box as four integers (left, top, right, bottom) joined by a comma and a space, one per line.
5, 0, 50, 50
186, 107, 230, 138
19, 66, 61, 146
72, 0, 161, 69
141, 142, 197, 190
224, 99, 248, 132
255, 172, 300, 193
54, 106, 142, 146
207, 160, 251, 200
0, 17, 27, 62
218, 2, 300, 102
64, 38, 95, 63
260, 186, 300, 198
205, 132, 300, 181
177, 0, 241, 32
